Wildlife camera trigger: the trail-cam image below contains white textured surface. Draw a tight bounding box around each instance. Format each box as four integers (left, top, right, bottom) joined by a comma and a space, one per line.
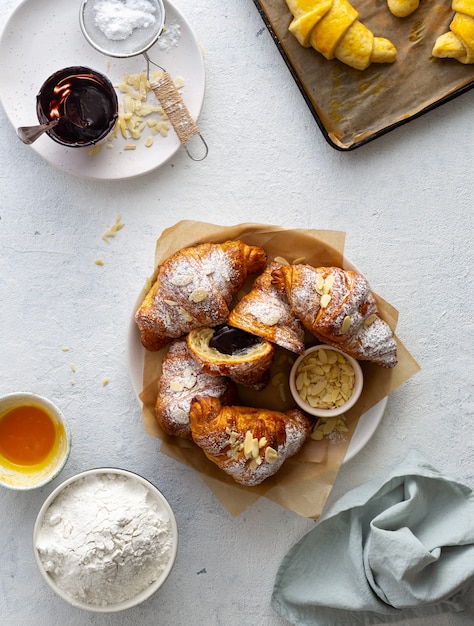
0, 0, 473, 624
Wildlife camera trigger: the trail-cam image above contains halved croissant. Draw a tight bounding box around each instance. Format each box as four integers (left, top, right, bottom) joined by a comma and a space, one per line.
155, 339, 237, 439
135, 240, 267, 351
186, 326, 275, 390
432, 0, 474, 64
189, 396, 314, 486
228, 262, 306, 354
286, 0, 397, 70
272, 265, 398, 367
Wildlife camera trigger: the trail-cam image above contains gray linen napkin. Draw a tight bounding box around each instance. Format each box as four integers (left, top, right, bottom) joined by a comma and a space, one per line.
272, 450, 474, 625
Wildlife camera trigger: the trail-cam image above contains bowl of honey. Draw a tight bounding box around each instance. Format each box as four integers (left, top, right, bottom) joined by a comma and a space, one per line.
0, 392, 71, 490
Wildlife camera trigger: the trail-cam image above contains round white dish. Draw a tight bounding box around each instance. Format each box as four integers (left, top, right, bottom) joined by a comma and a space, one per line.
0, 0, 205, 180
33, 468, 179, 612
289, 345, 364, 418
0, 392, 71, 490
127, 291, 388, 464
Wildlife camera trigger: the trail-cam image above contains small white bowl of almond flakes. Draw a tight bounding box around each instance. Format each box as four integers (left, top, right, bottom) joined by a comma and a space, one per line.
289, 345, 363, 418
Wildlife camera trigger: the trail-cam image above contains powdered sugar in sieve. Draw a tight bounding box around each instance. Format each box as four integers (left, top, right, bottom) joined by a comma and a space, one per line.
80, 0, 208, 160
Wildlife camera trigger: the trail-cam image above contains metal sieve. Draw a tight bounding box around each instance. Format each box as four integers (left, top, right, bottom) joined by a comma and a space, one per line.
79, 0, 207, 160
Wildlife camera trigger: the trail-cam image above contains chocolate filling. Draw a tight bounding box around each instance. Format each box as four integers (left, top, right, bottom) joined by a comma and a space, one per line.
209, 325, 260, 356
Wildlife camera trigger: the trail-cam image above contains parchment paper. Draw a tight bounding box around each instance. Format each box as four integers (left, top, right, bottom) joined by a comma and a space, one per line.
254, 0, 474, 149
137, 221, 420, 517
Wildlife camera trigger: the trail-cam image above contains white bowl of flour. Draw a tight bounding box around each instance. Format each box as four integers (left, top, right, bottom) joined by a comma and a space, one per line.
33, 468, 178, 612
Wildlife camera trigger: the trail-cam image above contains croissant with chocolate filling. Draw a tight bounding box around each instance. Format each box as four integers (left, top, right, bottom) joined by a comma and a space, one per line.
286, 0, 397, 70
135, 240, 267, 351
186, 326, 274, 390
155, 339, 237, 439
228, 262, 306, 354
272, 265, 397, 368
190, 396, 314, 486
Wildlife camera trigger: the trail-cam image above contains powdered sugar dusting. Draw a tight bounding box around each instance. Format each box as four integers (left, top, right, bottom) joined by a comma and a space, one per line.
277, 265, 397, 367
229, 263, 305, 354
155, 339, 232, 438
190, 401, 313, 486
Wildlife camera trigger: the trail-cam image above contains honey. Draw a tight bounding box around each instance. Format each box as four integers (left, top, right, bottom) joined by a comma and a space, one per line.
0, 404, 61, 467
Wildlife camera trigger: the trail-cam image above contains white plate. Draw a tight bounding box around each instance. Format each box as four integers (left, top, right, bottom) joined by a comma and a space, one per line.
0, 0, 205, 180
127, 290, 387, 465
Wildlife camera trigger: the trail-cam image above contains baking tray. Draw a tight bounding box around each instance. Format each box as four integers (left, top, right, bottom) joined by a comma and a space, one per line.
253, 0, 474, 150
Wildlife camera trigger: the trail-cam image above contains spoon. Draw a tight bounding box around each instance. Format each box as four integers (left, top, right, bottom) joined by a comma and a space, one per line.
17, 119, 61, 144
17, 97, 94, 145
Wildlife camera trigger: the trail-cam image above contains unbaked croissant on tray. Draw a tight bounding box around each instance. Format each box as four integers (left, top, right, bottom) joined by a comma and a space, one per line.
285, 0, 397, 70
432, 0, 474, 64
272, 265, 398, 368
135, 240, 267, 351
189, 396, 314, 486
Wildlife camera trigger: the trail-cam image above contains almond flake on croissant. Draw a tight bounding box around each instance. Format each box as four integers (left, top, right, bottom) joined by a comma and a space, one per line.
228, 262, 306, 354
189, 396, 314, 486
432, 0, 474, 64
135, 240, 267, 351
286, 0, 397, 70
272, 265, 398, 368
155, 339, 237, 439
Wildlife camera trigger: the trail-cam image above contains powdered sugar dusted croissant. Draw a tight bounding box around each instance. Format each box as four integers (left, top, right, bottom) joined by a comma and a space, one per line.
155, 339, 237, 439
286, 0, 397, 70
135, 240, 267, 351
186, 326, 275, 390
432, 0, 474, 64
272, 265, 397, 368
189, 396, 314, 486
228, 262, 306, 354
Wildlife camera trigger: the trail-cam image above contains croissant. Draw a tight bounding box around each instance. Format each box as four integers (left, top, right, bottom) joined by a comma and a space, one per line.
272, 265, 398, 367
186, 326, 275, 390
386, 0, 419, 17
155, 339, 237, 439
135, 240, 267, 351
286, 0, 397, 70
432, 0, 474, 64
228, 262, 306, 354
189, 396, 314, 486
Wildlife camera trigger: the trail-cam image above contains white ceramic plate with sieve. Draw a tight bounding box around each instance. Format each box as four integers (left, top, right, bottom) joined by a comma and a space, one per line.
0, 0, 205, 180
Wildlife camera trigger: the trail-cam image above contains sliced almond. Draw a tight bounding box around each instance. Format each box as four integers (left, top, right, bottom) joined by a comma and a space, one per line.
323, 273, 335, 293
316, 274, 325, 294
170, 274, 194, 287
189, 287, 208, 303
341, 315, 352, 334
265, 447, 279, 464
244, 430, 254, 458
169, 380, 184, 392
364, 313, 378, 328
261, 311, 281, 326
320, 293, 331, 308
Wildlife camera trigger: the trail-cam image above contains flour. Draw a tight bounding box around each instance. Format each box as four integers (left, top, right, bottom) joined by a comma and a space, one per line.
35, 473, 175, 606
93, 0, 158, 41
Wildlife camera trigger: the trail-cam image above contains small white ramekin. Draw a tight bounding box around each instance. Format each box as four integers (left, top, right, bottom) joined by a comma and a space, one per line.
33, 468, 179, 612
0, 392, 71, 490
289, 345, 364, 418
